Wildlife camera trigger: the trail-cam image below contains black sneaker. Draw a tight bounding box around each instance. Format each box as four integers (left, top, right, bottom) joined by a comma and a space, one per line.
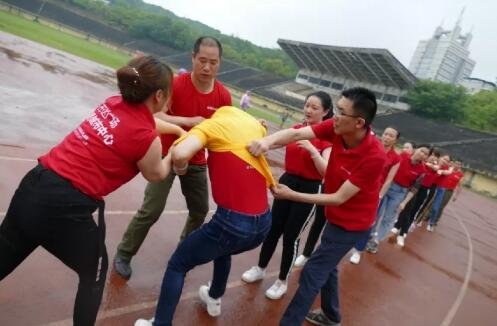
365, 240, 379, 254
305, 309, 340, 326
114, 255, 132, 280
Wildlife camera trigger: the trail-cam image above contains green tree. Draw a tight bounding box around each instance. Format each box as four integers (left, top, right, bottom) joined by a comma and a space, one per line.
406, 80, 467, 122
463, 90, 497, 133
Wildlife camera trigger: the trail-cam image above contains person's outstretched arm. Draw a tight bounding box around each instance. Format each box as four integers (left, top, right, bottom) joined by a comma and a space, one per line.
137, 138, 172, 182
272, 180, 360, 206
247, 125, 316, 156
171, 135, 204, 175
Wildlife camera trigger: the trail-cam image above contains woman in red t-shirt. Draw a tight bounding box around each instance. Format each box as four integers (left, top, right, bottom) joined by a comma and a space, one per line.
241, 91, 333, 300
349, 126, 401, 264
0, 56, 183, 326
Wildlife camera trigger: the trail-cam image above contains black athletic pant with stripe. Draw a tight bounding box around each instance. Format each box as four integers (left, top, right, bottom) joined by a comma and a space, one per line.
258, 173, 320, 281
395, 186, 432, 236
0, 164, 107, 326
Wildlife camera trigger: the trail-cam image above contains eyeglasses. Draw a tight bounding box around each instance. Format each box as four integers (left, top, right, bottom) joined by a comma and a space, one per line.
333, 107, 360, 118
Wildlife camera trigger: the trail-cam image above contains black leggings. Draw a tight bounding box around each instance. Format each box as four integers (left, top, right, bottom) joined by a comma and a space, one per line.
302, 205, 326, 257
0, 165, 107, 326
395, 186, 432, 236
258, 173, 320, 281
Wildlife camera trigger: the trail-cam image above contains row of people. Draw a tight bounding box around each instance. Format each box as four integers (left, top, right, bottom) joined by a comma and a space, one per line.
1, 35, 465, 326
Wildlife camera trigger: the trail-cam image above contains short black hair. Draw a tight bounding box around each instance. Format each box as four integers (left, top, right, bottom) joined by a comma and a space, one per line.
341, 87, 377, 126
193, 36, 223, 57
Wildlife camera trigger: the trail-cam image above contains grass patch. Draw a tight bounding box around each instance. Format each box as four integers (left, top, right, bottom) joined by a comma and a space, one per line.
0, 9, 130, 68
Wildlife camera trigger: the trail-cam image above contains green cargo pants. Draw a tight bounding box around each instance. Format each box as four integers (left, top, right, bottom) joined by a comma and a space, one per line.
116, 164, 209, 262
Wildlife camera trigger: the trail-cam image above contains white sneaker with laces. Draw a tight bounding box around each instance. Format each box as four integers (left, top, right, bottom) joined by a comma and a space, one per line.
294, 254, 309, 267
265, 279, 288, 300
198, 284, 221, 317
391, 227, 399, 235
241, 266, 266, 283
134, 318, 153, 326
349, 250, 361, 264
396, 235, 405, 247
427, 225, 434, 232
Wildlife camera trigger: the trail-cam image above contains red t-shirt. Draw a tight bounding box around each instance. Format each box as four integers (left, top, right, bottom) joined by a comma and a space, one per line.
160, 73, 232, 164
421, 166, 439, 187
312, 119, 387, 231
380, 148, 401, 185
39, 96, 157, 200
207, 152, 268, 214
441, 170, 464, 190
285, 124, 332, 181
393, 152, 426, 188
434, 164, 451, 186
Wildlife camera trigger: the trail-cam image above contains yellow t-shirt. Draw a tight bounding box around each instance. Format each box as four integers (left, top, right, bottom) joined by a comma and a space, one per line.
175, 106, 276, 187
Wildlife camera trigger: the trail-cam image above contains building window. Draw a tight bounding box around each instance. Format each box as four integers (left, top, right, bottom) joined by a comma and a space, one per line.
298, 74, 309, 80
309, 77, 320, 84
320, 79, 331, 87
331, 82, 344, 90
382, 94, 398, 103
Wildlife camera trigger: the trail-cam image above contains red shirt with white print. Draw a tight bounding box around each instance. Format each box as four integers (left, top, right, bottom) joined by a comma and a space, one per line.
39, 96, 157, 200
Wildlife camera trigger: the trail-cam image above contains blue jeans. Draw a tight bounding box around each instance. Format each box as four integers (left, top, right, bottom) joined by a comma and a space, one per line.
428, 188, 446, 226
374, 183, 408, 241
280, 223, 370, 326
153, 207, 271, 326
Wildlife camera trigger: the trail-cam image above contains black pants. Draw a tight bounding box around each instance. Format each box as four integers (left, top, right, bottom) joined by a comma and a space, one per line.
395, 186, 432, 236
258, 173, 320, 281
0, 164, 107, 326
302, 205, 326, 257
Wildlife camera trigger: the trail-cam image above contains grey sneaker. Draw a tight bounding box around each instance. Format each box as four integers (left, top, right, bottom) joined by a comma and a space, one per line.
365, 240, 379, 254
305, 309, 340, 326
114, 255, 132, 280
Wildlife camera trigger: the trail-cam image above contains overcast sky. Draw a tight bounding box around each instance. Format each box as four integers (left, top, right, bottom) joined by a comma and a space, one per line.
145, 0, 496, 81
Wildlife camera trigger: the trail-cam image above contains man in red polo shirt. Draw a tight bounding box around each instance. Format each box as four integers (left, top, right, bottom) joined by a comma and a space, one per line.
248, 87, 386, 326
114, 36, 232, 279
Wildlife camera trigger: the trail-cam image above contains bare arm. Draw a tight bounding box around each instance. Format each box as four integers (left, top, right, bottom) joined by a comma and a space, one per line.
170, 134, 204, 175
248, 126, 316, 156
272, 180, 360, 206
154, 118, 187, 136
155, 111, 205, 128
379, 162, 400, 198
137, 137, 171, 182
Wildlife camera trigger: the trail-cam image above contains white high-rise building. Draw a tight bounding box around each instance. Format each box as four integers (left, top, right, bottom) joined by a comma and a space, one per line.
409, 9, 475, 85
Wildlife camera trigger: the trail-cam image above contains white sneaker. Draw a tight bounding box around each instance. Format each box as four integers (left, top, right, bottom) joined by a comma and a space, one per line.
198, 284, 221, 317
294, 254, 309, 267
349, 251, 361, 264
241, 266, 265, 283
416, 221, 423, 227
134, 318, 153, 326
391, 227, 399, 235
396, 235, 405, 247
265, 279, 288, 300
427, 225, 434, 232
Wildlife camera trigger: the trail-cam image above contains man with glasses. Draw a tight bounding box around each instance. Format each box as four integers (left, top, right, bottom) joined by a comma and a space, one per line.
248, 87, 386, 326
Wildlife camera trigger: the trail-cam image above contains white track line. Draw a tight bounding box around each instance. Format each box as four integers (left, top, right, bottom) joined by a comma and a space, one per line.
41, 270, 281, 326
440, 209, 474, 326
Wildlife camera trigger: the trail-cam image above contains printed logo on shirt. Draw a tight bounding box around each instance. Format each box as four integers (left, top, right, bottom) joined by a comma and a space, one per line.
206, 106, 218, 111
84, 104, 121, 146
340, 166, 351, 175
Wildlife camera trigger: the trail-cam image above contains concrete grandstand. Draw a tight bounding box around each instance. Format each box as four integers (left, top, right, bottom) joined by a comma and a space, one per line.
277, 38, 417, 110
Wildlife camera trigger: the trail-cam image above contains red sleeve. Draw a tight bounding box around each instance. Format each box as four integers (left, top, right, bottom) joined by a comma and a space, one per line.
349, 153, 386, 190
219, 84, 232, 106
311, 119, 335, 142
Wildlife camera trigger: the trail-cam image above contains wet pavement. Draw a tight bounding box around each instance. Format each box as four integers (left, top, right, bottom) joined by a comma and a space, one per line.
1, 31, 497, 326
